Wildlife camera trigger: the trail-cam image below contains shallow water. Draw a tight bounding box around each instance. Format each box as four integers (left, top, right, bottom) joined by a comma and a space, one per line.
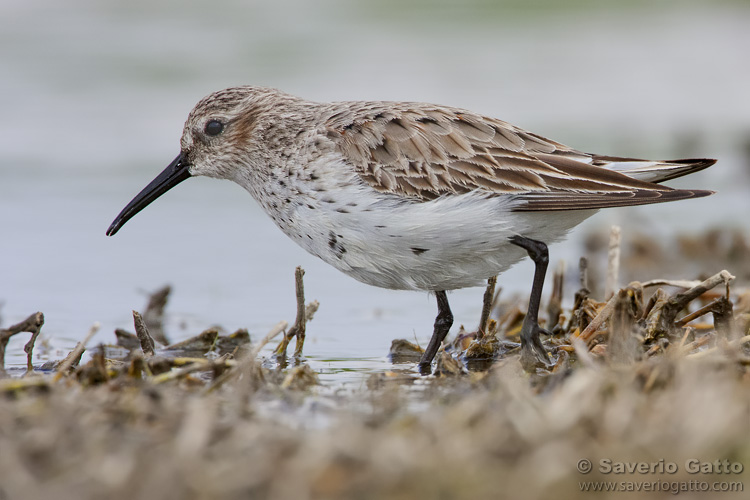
1, 0, 749, 380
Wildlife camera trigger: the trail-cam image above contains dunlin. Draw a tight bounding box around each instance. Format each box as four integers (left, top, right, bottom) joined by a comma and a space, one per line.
107, 86, 715, 373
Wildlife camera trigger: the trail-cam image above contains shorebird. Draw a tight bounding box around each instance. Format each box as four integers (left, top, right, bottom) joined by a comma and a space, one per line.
107, 86, 715, 373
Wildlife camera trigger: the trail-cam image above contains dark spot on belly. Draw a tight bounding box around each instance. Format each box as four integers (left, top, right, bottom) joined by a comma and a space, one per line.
335, 207, 349, 214
375, 225, 386, 229
310, 173, 319, 181
328, 231, 347, 259
411, 247, 429, 255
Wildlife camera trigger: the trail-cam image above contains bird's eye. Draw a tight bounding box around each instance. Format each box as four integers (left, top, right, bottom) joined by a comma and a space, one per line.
204, 120, 224, 136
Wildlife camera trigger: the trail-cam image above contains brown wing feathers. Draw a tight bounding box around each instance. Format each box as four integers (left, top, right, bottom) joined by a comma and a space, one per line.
327, 103, 713, 209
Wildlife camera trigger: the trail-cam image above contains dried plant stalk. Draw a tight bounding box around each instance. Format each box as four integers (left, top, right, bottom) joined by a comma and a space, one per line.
53, 323, 100, 381
605, 225, 621, 300
133, 310, 156, 357
477, 275, 497, 340
0, 312, 45, 374
142, 284, 171, 344
546, 261, 564, 332
275, 266, 318, 358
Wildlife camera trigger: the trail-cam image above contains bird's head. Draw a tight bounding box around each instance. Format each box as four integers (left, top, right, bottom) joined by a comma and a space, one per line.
106, 86, 297, 236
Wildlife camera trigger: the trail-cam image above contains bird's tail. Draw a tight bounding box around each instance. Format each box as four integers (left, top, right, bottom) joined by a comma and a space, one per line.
593, 156, 716, 184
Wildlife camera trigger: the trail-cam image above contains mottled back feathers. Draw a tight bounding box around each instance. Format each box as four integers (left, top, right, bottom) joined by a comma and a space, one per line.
323, 102, 714, 210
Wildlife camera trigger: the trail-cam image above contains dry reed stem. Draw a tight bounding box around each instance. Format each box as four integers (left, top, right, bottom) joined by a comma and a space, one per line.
605, 225, 621, 300
252, 321, 289, 360
53, 323, 100, 381
642, 278, 704, 289
132, 310, 155, 357
650, 270, 734, 337
477, 275, 497, 340
0, 312, 44, 374
546, 260, 565, 331
142, 284, 171, 344
578, 294, 618, 343
275, 267, 311, 357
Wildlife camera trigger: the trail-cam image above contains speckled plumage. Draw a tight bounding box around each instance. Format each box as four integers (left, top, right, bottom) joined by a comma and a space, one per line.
107, 85, 716, 372
173, 86, 714, 291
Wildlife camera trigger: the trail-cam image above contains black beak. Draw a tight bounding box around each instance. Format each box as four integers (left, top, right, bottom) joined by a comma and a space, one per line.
106, 152, 191, 236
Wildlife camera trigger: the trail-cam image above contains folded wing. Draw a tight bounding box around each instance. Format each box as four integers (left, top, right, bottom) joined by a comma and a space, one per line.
325, 101, 714, 210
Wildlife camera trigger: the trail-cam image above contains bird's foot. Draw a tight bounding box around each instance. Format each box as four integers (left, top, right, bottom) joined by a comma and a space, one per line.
418, 361, 433, 376
520, 324, 553, 372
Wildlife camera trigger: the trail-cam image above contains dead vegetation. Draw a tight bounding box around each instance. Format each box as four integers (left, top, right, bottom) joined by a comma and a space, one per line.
1, 227, 749, 499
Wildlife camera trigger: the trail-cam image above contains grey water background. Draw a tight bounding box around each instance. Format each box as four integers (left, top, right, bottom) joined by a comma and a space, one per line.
2, 0, 749, 380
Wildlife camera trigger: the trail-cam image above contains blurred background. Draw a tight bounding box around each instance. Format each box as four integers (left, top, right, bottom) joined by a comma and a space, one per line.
1, 0, 749, 376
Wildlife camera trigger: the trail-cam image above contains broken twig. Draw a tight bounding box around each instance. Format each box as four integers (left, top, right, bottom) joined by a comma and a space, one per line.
133, 310, 156, 357
275, 267, 318, 358
0, 312, 45, 374
477, 276, 497, 340
142, 285, 171, 344
546, 261, 564, 332
578, 295, 618, 344
650, 270, 734, 338
54, 323, 100, 381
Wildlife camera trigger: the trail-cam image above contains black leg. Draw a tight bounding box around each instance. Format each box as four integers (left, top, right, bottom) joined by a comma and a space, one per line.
509, 235, 552, 369
418, 291, 453, 375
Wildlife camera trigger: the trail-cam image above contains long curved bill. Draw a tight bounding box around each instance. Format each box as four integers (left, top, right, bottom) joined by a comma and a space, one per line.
106, 152, 191, 236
